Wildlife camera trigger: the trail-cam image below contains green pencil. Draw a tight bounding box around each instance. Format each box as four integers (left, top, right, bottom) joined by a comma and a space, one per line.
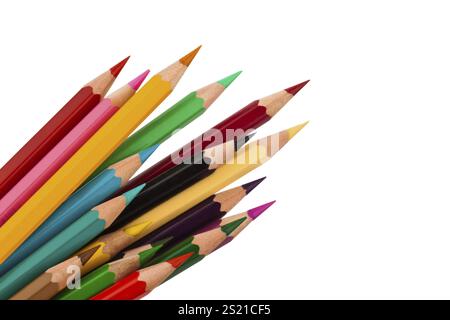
54, 238, 171, 300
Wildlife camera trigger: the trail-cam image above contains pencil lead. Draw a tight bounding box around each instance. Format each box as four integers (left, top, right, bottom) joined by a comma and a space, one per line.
222, 217, 247, 235
285, 80, 310, 96
167, 252, 194, 268
79, 245, 101, 265
248, 201, 276, 220
129, 70, 150, 91
246, 132, 257, 141
138, 144, 159, 163
179, 46, 202, 66
123, 184, 146, 205
236, 133, 254, 150
242, 177, 267, 194
110, 56, 130, 78
287, 121, 309, 139
218, 71, 242, 88
152, 237, 174, 248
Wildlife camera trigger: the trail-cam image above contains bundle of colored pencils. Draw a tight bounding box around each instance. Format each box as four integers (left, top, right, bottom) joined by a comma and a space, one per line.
0, 46, 310, 300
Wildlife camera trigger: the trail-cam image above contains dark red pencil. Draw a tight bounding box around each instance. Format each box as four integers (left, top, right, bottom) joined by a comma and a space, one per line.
0, 57, 129, 199
116, 80, 309, 194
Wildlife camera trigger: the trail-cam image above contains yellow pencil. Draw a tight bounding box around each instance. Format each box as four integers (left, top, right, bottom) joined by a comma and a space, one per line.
74, 122, 308, 274
0, 47, 201, 262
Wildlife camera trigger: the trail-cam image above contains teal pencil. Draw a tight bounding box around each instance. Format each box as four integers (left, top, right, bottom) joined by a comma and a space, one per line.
0, 185, 145, 299
0, 146, 157, 278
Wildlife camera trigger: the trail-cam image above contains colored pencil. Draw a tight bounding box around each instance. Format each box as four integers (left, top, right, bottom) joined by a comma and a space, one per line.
118, 80, 309, 194
0, 47, 200, 263
90, 253, 193, 300
55, 238, 171, 300
122, 177, 266, 253
107, 134, 252, 231
160, 202, 274, 284
0, 57, 128, 199
66, 123, 307, 277
90, 71, 242, 178
91, 207, 268, 301
0, 146, 156, 277
0, 71, 149, 226
10, 236, 165, 301
0, 186, 144, 299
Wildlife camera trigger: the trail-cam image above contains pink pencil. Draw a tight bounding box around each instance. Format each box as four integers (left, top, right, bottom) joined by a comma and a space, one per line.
0, 70, 150, 226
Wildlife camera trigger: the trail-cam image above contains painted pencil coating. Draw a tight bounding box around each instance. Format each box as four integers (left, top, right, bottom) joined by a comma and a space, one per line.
0, 48, 200, 263
0, 71, 147, 226
92, 71, 241, 177
0, 186, 143, 299
0, 146, 156, 277
119, 80, 309, 193
0, 57, 128, 199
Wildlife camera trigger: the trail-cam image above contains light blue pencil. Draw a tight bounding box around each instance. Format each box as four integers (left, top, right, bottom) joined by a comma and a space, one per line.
0, 146, 156, 277
0, 185, 145, 300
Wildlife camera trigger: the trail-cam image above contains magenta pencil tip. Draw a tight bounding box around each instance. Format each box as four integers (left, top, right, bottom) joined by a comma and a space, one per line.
248, 201, 276, 220
285, 80, 310, 96
129, 70, 150, 91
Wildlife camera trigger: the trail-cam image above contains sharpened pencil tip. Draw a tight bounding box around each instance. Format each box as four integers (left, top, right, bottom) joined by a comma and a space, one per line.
243, 177, 267, 194
168, 252, 194, 268
287, 121, 309, 138
129, 70, 150, 91
218, 71, 242, 88
138, 144, 159, 163
152, 237, 173, 248
246, 132, 257, 141
248, 201, 276, 220
222, 217, 247, 235
123, 184, 145, 205
179, 46, 202, 66
285, 80, 310, 96
110, 56, 130, 78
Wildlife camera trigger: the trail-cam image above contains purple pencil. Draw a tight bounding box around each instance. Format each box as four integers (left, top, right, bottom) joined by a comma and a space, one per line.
115, 177, 266, 256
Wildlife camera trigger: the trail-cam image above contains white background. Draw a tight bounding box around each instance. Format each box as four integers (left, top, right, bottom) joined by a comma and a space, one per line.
1, 0, 450, 299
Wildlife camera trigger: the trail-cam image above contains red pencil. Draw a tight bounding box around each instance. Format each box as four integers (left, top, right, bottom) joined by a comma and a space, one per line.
117, 80, 309, 194
91, 253, 193, 300
0, 57, 129, 199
